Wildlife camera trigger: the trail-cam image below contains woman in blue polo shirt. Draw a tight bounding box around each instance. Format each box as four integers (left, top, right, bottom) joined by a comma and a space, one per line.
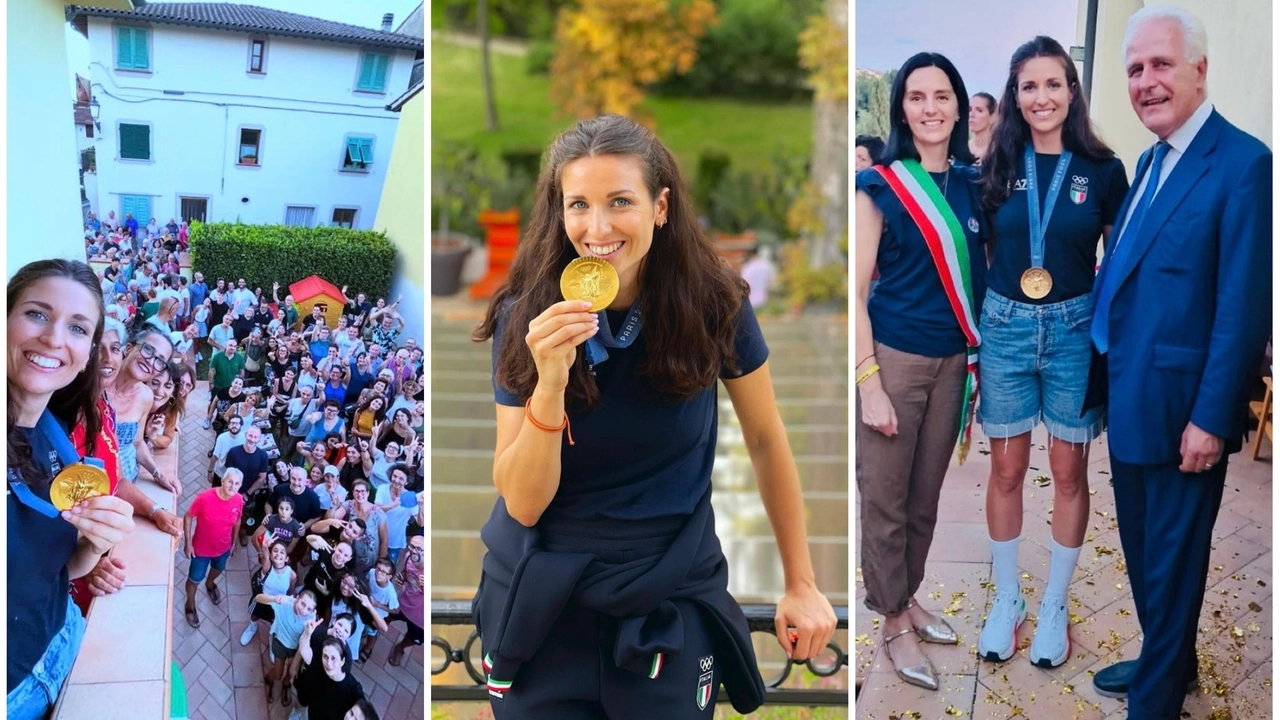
854, 52, 987, 692
471, 115, 836, 718
8, 259, 136, 720
975, 36, 1128, 669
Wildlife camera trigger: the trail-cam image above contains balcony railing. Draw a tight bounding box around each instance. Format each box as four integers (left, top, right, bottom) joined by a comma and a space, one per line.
431, 599, 849, 707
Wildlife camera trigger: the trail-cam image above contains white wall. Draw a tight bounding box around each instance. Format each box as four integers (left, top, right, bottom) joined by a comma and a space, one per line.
7, 0, 94, 276
84, 171, 100, 217
87, 20, 416, 228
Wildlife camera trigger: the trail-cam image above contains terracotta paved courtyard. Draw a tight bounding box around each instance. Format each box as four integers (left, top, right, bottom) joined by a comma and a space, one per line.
855, 426, 1272, 719
171, 383, 425, 720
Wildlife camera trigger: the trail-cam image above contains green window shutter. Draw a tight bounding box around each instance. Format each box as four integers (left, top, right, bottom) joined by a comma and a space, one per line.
133, 29, 150, 70
372, 54, 388, 92
358, 139, 372, 164
120, 124, 151, 160
346, 138, 361, 166
357, 53, 375, 90
117, 27, 134, 68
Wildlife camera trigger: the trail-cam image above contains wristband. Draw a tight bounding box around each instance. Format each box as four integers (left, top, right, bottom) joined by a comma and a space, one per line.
856, 364, 881, 386
148, 503, 165, 519
524, 398, 575, 446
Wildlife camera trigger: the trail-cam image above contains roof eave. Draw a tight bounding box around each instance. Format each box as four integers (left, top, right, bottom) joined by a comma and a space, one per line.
66, 7, 424, 52
386, 81, 423, 112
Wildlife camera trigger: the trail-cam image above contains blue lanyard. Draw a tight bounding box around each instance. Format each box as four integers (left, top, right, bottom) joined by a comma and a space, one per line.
7, 410, 103, 518
1024, 145, 1073, 269
585, 303, 644, 369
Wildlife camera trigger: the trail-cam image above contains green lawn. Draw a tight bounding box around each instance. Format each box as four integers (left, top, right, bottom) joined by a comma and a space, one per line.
431, 38, 814, 174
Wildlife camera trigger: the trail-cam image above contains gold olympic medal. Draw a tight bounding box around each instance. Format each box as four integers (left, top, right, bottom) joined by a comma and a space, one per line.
1020, 267, 1053, 300
560, 257, 619, 312
49, 463, 111, 512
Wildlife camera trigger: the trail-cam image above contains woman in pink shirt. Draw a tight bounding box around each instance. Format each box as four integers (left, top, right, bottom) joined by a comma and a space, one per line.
182, 467, 245, 627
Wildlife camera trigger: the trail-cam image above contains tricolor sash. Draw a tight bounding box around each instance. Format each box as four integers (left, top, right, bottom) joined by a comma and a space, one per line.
872, 159, 982, 463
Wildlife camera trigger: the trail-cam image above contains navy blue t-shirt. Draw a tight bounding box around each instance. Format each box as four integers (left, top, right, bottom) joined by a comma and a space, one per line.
988, 152, 1129, 304
857, 163, 988, 358
8, 421, 80, 693
492, 299, 769, 520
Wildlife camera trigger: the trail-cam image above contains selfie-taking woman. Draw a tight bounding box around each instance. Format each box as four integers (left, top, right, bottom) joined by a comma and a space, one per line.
472, 114, 835, 718
8, 260, 136, 720
975, 36, 1127, 668
854, 52, 987, 691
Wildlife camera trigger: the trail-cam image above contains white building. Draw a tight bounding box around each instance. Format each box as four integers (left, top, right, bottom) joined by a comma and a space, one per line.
68, 3, 423, 231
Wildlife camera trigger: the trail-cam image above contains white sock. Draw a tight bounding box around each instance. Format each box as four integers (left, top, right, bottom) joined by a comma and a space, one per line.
1044, 538, 1082, 604
990, 536, 1022, 597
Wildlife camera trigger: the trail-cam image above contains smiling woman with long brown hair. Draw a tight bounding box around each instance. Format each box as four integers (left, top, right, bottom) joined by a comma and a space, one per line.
7, 259, 136, 720
471, 114, 835, 718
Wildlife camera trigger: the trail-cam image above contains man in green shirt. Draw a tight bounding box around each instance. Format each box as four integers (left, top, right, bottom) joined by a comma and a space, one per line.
205, 338, 245, 430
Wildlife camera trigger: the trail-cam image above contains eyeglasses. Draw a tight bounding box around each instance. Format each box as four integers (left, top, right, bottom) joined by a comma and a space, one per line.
137, 342, 170, 371
407, 546, 424, 556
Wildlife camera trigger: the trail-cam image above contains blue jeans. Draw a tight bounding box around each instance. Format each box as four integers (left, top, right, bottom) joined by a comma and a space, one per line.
7, 595, 86, 720
977, 289, 1102, 444
188, 550, 231, 583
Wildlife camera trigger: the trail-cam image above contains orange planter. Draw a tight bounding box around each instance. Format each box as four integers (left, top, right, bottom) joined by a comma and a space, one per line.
470, 209, 521, 300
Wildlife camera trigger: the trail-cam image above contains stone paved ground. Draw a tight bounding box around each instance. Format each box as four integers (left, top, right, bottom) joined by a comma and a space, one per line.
174, 383, 425, 720
855, 427, 1272, 719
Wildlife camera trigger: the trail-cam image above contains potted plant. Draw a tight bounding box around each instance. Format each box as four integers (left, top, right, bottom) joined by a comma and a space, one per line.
431, 143, 482, 297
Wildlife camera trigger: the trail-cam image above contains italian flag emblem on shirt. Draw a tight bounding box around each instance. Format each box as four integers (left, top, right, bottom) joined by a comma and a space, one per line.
696, 671, 713, 710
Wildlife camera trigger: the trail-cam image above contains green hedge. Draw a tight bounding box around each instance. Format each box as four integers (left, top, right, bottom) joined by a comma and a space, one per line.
189, 222, 397, 299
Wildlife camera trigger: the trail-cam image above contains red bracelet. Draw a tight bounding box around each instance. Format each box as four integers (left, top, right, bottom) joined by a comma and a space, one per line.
525, 398, 575, 446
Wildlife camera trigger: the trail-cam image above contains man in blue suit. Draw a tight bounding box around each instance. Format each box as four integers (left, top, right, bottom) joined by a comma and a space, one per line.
1086, 6, 1272, 719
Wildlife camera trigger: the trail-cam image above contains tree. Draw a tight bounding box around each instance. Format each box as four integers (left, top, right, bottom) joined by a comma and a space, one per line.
797, 0, 848, 268
479, 0, 499, 131
549, 0, 718, 121
854, 71, 890, 139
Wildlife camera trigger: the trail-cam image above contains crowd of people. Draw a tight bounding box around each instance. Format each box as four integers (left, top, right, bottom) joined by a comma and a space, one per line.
8, 209, 425, 718
855, 6, 1271, 720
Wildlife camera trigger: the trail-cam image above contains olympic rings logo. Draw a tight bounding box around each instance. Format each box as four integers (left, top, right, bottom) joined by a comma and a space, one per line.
699, 656, 714, 672
1071, 175, 1089, 184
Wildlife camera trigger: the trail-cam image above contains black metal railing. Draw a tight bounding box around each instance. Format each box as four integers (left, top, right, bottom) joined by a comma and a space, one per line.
431, 599, 849, 706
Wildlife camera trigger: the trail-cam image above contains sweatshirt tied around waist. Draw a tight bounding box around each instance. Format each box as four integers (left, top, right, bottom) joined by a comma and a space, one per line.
472, 489, 767, 714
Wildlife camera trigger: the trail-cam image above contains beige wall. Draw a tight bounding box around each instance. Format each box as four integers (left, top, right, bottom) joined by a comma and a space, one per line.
375, 88, 425, 345
1079, 0, 1273, 178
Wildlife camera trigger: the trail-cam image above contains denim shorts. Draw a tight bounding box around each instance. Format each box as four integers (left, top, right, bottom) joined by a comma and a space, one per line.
7, 594, 87, 720
188, 550, 232, 583
977, 289, 1102, 444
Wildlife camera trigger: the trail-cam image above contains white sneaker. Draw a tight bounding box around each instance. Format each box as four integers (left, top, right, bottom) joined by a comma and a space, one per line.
1029, 598, 1070, 668
978, 592, 1026, 662
239, 623, 257, 646
202, 419, 211, 430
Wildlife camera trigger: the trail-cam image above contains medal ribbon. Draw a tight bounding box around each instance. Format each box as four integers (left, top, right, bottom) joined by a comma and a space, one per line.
873, 160, 982, 463
585, 303, 643, 368
8, 410, 105, 518
1024, 146, 1073, 272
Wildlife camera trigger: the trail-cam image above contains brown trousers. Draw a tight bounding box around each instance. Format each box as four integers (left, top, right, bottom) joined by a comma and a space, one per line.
856, 343, 967, 616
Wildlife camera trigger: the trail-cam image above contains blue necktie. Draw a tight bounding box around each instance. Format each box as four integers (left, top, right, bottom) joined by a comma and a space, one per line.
1091, 141, 1170, 353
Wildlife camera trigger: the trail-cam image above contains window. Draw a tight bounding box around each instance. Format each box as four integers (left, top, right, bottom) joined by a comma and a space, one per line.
180, 197, 208, 224
120, 195, 152, 226
238, 129, 262, 165
119, 123, 151, 160
342, 136, 374, 172
332, 208, 357, 228
285, 206, 315, 227
116, 26, 150, 71
355, 52, 390, 93
248, 38, 267, 73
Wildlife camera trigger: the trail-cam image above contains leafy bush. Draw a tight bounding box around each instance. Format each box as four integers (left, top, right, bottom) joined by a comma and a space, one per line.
189, 222, 396, 298
653, 0, 821, 100
526, 39, 556, 75
693, 150, 731, 215
778, 239, 847, 307
437, 0, 568, 38
432, 141, 537, 240
707, 152, 807, 235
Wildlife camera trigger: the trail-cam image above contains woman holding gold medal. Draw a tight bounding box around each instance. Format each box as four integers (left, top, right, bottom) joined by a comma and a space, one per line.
7, 259, 137, 720
471, 114, 835, 718
854, 52, 986, 691
974, 37, 1127, 669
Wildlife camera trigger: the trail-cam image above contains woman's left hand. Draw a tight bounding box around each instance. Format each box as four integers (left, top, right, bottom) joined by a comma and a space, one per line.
774, 584, 837, 660
63, 496, 136, 557
151, 467, 181, 495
